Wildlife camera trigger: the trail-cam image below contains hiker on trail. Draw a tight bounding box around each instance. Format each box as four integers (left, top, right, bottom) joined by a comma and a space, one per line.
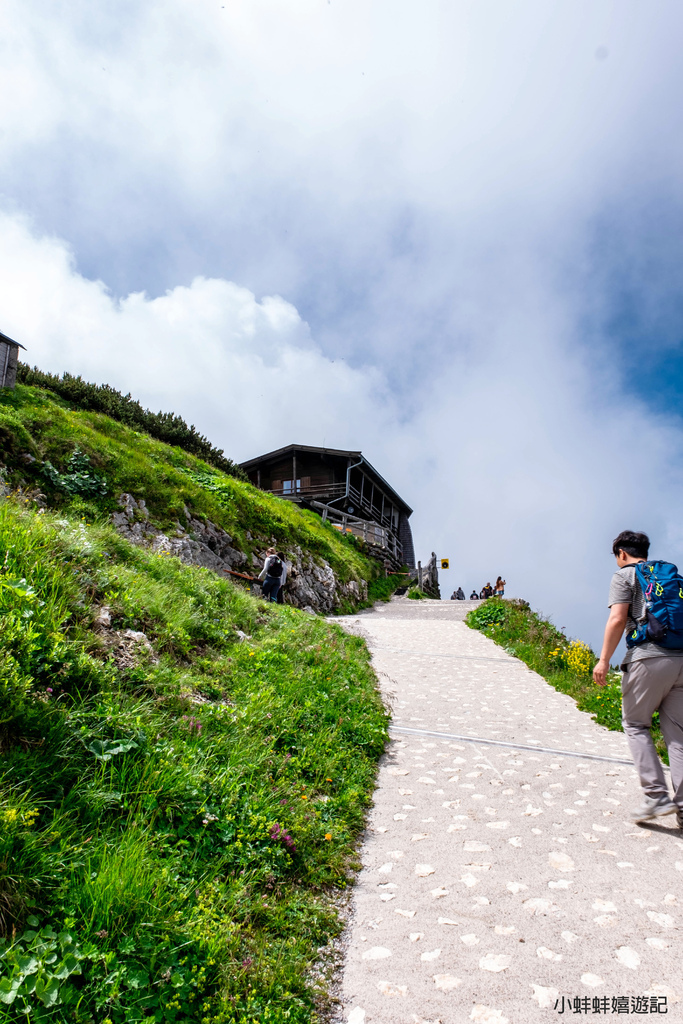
259, 547, 284, 603
495, 576, 506, 597
276, 551, 288, 604
456, 586, 466, 600
481, 583, 493, 599
450, 591, 458, 600
594, 530, 683, 825
470, 590, 479, 600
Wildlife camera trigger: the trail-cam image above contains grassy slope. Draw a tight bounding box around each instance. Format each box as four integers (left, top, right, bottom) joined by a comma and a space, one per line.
465, 598, 667, 762
0, 384, 398, 1021
0, 498, 388, 1023
0, 385, 379, 590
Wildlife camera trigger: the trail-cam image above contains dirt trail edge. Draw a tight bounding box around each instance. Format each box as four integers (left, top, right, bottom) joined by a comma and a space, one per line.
333, 599, 682, 1024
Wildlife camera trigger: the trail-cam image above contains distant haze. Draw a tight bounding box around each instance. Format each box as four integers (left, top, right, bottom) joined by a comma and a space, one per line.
2, 1, 683, 655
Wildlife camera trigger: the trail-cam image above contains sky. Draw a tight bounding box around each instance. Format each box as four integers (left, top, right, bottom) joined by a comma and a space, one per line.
2, 0, 683, 651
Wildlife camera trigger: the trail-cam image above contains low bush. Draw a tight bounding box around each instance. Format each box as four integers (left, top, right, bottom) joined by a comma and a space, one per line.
465, 598, 667, 762
367, 570, 411, 604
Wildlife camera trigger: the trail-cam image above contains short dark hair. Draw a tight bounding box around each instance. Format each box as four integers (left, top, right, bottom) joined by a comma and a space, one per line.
612, 531, 650, 559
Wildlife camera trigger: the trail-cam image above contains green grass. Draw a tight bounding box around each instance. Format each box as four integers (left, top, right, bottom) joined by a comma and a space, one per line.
16, 364, 244, 478
0, 498, 389, 1022
0, 384, 381, 591
366, 571, 411, 604
465, 598, 667, 762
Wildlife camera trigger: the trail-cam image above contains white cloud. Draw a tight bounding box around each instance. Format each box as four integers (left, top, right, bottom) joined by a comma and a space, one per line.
5, 210, 683, 655
2, 2, 683, 655
0, 212, 391, 459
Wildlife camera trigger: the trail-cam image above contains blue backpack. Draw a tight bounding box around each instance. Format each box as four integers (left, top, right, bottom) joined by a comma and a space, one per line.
626, 560, 683, 649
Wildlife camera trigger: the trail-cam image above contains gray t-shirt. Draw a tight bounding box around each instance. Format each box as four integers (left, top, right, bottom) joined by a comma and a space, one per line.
608, 564, 683, 666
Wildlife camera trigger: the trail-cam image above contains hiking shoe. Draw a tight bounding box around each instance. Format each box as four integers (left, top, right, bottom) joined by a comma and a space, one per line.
631, 795, 677, 822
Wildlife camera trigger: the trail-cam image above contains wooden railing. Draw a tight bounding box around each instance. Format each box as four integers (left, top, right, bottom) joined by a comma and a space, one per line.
307, 501, 403, 562
268, 482, 397, 531
417, 552, 440, 597
266, 483, 403, 564
267, 482, 347, 499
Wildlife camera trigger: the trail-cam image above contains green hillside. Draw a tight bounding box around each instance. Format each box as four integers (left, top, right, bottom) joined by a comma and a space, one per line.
0, 382, 381, 590
0, 381, 392, 1022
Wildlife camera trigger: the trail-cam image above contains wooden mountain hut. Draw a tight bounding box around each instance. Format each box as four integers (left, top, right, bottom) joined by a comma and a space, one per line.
239, 444, 415, 569
0, 332, 25, 389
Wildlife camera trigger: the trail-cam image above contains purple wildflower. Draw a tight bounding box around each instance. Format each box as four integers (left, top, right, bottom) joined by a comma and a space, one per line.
269, 822, 296, 853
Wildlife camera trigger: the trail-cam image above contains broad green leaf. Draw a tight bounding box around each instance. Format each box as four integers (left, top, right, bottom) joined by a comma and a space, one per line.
15, 955, 38, 975
53, 953, 80, 979
0, 977, 19, 1005
37, 975, 61, 1007
84, 737, 138, 761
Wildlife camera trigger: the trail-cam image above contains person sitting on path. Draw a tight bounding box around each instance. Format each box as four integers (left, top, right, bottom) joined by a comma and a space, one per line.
593, 530, 683, 824
259, 547, 284, 603
495, 576, 506, 597
470, 590, 479, 600
275, 551, 288, 604
456, 586, 466, 600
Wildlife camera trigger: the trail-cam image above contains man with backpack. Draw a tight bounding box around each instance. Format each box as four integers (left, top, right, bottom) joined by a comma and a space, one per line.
275, 551, 288, 604
259, 547, 284, 603
593, 530, 683, 824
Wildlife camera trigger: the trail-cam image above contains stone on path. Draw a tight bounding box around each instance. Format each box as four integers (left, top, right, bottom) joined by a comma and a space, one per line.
334, 599, 682, 1023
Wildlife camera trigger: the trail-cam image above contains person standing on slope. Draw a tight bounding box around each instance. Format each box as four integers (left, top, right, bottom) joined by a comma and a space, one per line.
593, 530, 683, 824
259, 547, 284, 603
276, 551, 289, 604
495, 576, 506, 597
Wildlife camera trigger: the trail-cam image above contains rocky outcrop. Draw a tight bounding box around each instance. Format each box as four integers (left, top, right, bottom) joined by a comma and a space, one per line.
111, 493, 367, 615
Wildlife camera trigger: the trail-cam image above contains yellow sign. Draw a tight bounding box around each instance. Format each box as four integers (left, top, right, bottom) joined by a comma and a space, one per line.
440, 558, 449, 569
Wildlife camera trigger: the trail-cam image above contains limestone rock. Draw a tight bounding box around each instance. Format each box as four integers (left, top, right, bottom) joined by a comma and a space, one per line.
111, 492, 369, 615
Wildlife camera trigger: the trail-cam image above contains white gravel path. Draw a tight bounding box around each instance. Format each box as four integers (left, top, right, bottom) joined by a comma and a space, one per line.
334, 599, 682, 1024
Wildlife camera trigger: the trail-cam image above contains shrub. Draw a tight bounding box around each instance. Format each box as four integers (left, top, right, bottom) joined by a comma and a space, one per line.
41, 449, 108, 497
367, 570, 411, 604
467, 598, 506, 627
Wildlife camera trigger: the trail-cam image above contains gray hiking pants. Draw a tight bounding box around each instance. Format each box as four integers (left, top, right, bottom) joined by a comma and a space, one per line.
621, 657, 683, 809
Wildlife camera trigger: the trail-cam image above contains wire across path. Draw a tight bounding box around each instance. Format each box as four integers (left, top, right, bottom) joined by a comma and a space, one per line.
333, 598, 682, 1024
389, 724, 636, 766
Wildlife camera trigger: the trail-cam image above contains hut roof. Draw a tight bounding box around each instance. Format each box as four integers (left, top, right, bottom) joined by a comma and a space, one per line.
0, 331, 26, 350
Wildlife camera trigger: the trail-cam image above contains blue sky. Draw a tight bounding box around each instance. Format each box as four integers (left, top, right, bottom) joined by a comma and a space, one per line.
2, 0, 683, 650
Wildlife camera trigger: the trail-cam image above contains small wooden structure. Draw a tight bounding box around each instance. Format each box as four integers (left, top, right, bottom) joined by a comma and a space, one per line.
0, 332, 25, 389
240, 444, 415, 569
417, 552, 440, 598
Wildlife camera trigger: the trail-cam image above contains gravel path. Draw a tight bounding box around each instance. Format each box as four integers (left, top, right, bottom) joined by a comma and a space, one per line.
334, 599, 682, 1024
